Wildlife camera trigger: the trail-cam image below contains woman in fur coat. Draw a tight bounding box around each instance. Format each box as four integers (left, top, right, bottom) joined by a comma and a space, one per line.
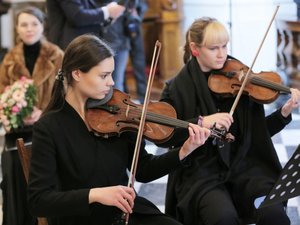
0, 6, 63, 225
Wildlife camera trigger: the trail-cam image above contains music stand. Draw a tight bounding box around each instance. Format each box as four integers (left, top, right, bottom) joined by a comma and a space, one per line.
259, 144, 300, 208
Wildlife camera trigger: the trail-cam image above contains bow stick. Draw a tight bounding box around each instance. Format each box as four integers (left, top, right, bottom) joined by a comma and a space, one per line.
229, 5, 280, 116
124, 41, 162, 224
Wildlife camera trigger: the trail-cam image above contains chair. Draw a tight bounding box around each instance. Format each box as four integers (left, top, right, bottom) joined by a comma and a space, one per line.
16, 138, 48, 225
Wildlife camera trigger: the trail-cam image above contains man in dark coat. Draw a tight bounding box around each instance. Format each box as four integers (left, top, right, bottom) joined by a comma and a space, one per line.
46, 0, 125, 50
46, 0, 131, 92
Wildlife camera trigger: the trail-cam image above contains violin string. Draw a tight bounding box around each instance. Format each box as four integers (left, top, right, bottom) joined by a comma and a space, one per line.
116, 107, 225, 139
118, 106, 189, 128
146, 111, 189, 127
112, 105, 175, 126
251, 76, 291, 93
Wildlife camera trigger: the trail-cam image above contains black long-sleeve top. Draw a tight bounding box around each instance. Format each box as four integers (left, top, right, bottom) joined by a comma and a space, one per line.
28, 101, 183, 225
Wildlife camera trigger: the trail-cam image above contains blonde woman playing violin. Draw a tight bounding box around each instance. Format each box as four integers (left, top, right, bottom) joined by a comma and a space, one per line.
159, 17, 300, 225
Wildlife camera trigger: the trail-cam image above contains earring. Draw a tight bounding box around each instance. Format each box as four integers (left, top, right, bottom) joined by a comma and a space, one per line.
192, 50, 199, 57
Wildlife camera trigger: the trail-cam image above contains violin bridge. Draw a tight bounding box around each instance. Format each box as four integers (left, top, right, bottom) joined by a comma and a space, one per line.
238, 70, 244, 82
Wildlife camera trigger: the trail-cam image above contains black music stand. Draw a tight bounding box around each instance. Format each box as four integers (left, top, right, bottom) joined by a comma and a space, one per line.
259, 144, 300, 208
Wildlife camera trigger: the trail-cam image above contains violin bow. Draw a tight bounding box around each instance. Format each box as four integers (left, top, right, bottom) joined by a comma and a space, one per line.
229, 5, 280, 116
124, 41, 162, 224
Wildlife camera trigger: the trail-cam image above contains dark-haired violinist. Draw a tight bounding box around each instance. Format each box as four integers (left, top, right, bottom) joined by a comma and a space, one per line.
27, 34, 211, 225
159, 17, 300, 225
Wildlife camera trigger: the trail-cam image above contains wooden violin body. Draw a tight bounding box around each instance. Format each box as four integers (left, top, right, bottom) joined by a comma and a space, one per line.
86, 89, 176, 143
86, 89, 234, 144
208, 58, 291, 104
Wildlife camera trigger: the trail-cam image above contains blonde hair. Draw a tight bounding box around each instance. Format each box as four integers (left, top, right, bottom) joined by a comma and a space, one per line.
183, 17, 229, 63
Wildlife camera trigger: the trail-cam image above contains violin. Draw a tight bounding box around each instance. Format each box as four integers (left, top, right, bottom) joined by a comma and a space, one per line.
208, 58, 291, 104
86, 89, 234, 144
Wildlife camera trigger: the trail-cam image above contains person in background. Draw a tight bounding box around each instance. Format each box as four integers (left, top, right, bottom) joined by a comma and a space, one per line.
27, 34, 211, 225
0, 6, 63, 225
46, 0, 130, 93
159, 17, 300, 225
99, 0, 129, 93
46, 0, 125, 50
124, 0, 148, 103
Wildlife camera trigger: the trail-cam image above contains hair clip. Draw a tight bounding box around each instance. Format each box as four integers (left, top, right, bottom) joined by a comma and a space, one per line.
55, 69, 64, 81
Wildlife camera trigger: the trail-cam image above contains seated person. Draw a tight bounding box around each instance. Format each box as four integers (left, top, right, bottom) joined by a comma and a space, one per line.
27, 34, 211, 225
159, 17, 300, 225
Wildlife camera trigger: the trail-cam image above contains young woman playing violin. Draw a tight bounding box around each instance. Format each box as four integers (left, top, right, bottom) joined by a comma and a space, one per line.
27, 34, 211, 225
159, 17, 300, 225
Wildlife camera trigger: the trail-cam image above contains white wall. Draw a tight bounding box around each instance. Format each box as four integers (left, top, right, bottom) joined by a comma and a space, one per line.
1, 10, 14, 49
183, 0, 296, 72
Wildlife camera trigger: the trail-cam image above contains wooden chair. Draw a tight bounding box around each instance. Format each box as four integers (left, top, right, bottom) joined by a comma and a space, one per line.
16, 138, 48, 225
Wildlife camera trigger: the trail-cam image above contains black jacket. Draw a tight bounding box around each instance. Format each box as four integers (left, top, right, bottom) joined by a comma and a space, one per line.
28, 101, 183, 225
159, 57, 292, 225
46, 0, 130, 51
46, 0, 104, 49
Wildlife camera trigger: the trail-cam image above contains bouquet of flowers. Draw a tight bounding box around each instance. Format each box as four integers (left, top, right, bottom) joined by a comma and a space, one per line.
0, 76, 37, 132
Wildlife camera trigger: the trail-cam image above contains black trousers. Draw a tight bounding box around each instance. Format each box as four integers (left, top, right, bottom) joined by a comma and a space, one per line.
197, 187, 290, 225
